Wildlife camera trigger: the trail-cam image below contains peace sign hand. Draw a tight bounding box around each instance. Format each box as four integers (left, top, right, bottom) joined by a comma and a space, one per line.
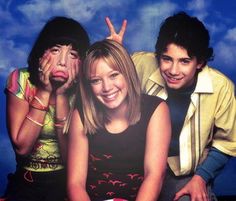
105, 17, 127, 44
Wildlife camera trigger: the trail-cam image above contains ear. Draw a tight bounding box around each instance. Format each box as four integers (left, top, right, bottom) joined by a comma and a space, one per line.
196, 61, 205, 70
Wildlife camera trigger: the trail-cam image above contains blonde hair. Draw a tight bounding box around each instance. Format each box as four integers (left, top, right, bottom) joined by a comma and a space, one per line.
80, 39, 141, 134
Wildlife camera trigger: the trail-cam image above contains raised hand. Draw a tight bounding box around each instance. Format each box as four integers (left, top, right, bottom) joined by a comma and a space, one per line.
38, 51, 54, 93
105, 17, 127, 44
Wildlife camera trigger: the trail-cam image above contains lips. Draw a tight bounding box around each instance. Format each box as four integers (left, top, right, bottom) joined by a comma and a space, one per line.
102, 91, 118, 101
51, 70, 68, 79
165, 74, 183, 84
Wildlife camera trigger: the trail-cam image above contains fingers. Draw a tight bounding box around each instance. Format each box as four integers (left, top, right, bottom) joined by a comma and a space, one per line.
174, 188, 188, 201
105, 17, 127, 44
174, 187, 209, 201
105, 17, 116, 34
119, 19, 127, 38
39, 51, 53, 89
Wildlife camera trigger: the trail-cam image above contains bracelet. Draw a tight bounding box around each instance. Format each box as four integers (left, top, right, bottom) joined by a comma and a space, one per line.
26, 115, 44, 127
31, 96, 49, 111
34, 96, 48, 108
54, 122, 65, 129
55, 116, 67, 123
30, 96, 49, 111
30, 102, 48, 111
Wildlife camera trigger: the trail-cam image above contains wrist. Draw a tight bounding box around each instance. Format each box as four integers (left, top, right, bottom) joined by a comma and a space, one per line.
193, 174, 207, 185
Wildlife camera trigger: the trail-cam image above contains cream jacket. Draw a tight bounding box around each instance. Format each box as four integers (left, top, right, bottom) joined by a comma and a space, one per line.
132, 52, 236, 176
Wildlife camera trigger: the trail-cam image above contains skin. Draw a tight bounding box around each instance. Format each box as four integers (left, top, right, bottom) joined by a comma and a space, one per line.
89, 59, 128, 114
105, 17, 209, 201
7, 44, 80, 162
67, 56, 171, 200
159, 43, 203, 90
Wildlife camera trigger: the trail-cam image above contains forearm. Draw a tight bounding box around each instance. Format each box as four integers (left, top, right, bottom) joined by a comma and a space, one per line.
195, 147, 230, 183
12, 90, 50, 155
135, 173, 164, 201
55, 94, 70, 161
68, 183, 90, 201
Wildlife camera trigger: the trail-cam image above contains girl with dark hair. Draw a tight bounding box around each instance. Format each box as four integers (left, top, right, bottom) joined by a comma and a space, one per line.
4, 16, 89, 201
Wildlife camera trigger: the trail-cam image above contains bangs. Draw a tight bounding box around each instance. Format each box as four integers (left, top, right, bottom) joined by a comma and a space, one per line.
47, 37, 80, 50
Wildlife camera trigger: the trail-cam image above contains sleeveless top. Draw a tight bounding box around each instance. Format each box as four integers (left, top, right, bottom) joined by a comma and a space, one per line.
85, 94, 163, 200
5, 68, 66, 172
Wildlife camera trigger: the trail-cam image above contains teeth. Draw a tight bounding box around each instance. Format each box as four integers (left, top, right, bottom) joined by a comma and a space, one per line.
169, 76, 181, 81
104, 92, 117, 99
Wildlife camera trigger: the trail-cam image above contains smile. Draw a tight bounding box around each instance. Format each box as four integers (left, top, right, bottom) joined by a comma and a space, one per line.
102, 91, 118, 101
165, 74, 183, 82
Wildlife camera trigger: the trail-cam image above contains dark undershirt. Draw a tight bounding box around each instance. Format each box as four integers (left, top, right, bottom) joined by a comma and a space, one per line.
166, 80, 197, 156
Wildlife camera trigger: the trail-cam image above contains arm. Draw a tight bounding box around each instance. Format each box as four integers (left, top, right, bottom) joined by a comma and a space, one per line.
6, 61, 52, 155
55, 58, 80, 162
136, 101, 171, 201
195, 147, 230, 183
174, 148, 230, 201
67, 109, 90, 201
6, 90, 50, 156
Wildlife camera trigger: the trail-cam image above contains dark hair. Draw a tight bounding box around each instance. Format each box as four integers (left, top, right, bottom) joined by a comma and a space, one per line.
28, 16, 90, 86
155, 12, 214, 66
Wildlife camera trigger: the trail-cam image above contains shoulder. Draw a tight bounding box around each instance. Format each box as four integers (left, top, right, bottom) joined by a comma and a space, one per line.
141, 94, 164, 112
205, 66, 235, 91
7, 67, 30, 81
131, 51, 156, 60
6, 67, 35, 100
131, 52, 157, 67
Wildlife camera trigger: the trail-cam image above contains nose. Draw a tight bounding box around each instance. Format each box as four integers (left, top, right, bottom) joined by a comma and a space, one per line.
169, 62, 179, 75
58, 51, 68, 67
102, 78, 112, 92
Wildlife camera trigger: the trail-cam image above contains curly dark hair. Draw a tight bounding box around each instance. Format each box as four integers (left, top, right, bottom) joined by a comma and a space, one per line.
27, 16, 90, 86
155, 12, 214, 66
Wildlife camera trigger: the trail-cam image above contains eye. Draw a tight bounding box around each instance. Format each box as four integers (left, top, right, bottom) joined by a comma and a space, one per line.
180, 58, 191, 65
89, 78, 102, 85
49, 46, 60, 54
110, 72, 120, 79
70, 51, 79, 59
161, 55, 172, 62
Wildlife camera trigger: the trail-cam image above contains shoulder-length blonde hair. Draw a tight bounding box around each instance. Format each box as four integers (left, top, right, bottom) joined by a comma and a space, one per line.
80, 39, 141, 134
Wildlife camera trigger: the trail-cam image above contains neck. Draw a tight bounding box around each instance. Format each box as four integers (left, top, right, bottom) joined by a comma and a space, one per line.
105, 102, 129, 134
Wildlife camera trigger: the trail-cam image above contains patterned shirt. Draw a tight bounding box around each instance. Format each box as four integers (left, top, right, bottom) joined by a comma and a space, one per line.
6, 68, 64, 172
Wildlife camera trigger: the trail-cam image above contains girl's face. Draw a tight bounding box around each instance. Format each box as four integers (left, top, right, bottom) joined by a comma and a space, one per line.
159, 43, 202, 89
89, 58, 128, 111
45, 44, 80, 82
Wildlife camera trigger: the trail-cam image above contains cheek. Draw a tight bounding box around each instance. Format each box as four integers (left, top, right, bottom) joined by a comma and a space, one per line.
184, 66, 197, 78
118, 78, 128, 90
159, 62, 169, 71
91, 85, 101, 96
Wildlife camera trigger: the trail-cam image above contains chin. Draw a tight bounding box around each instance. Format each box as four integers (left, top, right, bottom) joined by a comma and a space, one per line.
50, 78, 67, 88
166, 83, 183, 90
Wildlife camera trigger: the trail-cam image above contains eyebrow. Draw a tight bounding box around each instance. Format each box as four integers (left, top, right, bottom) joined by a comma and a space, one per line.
161, 54, 192, 60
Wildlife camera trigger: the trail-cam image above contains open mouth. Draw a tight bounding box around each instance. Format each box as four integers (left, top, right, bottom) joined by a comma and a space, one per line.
102, 91, 118, 101
165, 74, 183, 83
